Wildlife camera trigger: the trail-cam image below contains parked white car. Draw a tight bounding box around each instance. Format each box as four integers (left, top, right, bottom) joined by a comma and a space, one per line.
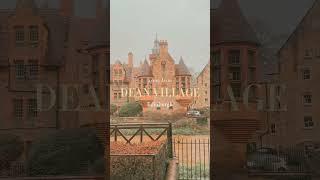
186, 110, 201, 117
247, 154, 288, 171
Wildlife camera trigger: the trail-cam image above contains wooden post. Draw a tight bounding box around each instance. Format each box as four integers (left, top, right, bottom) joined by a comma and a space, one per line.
167, 122, 173, 158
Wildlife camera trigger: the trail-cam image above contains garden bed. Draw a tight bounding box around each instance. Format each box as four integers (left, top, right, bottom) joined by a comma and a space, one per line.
110, 141, 168, 180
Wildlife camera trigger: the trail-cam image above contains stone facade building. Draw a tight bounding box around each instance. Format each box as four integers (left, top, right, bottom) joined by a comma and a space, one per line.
110, 38, 194, 113
212, 0, 265, 175
194, 62, 210, 109
265, 0, 320, 151
0, 0, 108, 159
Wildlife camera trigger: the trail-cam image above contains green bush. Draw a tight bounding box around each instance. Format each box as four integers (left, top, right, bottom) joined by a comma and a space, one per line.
0, 134, 23, 170
118, 102, 143, 117
27, 128, 104, 176
196, 117, 208, 125
110, 104, 118, 115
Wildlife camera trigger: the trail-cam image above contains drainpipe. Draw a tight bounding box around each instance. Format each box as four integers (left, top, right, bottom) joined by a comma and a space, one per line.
56, 65, 60, 129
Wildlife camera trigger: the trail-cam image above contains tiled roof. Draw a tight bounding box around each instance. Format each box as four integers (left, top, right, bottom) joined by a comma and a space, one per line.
213, 0, 259, 45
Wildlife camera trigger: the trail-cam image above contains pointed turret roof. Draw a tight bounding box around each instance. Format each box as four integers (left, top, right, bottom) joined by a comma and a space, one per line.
213, 0, 259, 45
175, 57, 191, 76
115, 60, 121, 64
140, 59, 152, 76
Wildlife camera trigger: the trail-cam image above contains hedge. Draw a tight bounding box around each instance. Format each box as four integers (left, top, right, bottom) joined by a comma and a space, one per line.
27, 128, 104, 176
118, 102, 143, 117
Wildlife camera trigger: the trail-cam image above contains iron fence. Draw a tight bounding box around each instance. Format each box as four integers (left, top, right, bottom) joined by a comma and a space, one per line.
173, 137, 210, 180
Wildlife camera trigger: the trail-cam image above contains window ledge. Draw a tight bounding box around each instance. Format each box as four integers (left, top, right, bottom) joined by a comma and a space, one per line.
303, 104, 312, 107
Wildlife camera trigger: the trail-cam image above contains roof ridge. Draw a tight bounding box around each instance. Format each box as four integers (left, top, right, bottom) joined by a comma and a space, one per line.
213, 0, 259, 45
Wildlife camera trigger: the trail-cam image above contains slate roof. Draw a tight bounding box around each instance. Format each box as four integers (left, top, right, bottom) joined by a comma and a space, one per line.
175, 57, 191, 76
140, 59, 152, 76
213, 0, 259, 45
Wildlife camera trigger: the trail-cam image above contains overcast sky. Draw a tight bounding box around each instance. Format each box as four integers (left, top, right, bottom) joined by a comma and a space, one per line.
212, 0, 314, 34
1, 0, 107, 17
111, 0, 210, 73
0, 0, 315, 71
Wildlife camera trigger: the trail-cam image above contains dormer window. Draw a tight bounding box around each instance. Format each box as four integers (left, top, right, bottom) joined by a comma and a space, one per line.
14, 26, 24, 46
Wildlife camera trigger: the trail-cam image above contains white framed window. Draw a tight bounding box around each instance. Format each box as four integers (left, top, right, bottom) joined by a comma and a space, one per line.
28, 60, 39, 80
228, 50, 240, 65
304, 116, 314, 129
303, 94, 312, 106
231, 70, 241, 81
14, 26, 24, 46
13, 99, 23, 121
14, 60, 25, 80
29, 26, 38, 42
303, 68, 311, 80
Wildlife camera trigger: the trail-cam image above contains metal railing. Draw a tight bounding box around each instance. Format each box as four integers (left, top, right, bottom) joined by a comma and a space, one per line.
173, 137, 210, 180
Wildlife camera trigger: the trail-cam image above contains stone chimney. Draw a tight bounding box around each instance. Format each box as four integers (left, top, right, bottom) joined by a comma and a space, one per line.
159, 40, 168, 55
60, 0, 74, 17
128, 52, 133, 68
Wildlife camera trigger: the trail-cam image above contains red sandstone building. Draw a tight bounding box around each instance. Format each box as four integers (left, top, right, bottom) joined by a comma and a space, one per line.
212, 0, 265, 174
0, 0, 108, 159
110, 37, 194, 113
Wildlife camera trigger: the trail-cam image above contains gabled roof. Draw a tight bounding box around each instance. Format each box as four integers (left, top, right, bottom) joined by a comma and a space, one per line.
277, 0, 318, 55
213, 0, 259, 45
175, 57, 191, 76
